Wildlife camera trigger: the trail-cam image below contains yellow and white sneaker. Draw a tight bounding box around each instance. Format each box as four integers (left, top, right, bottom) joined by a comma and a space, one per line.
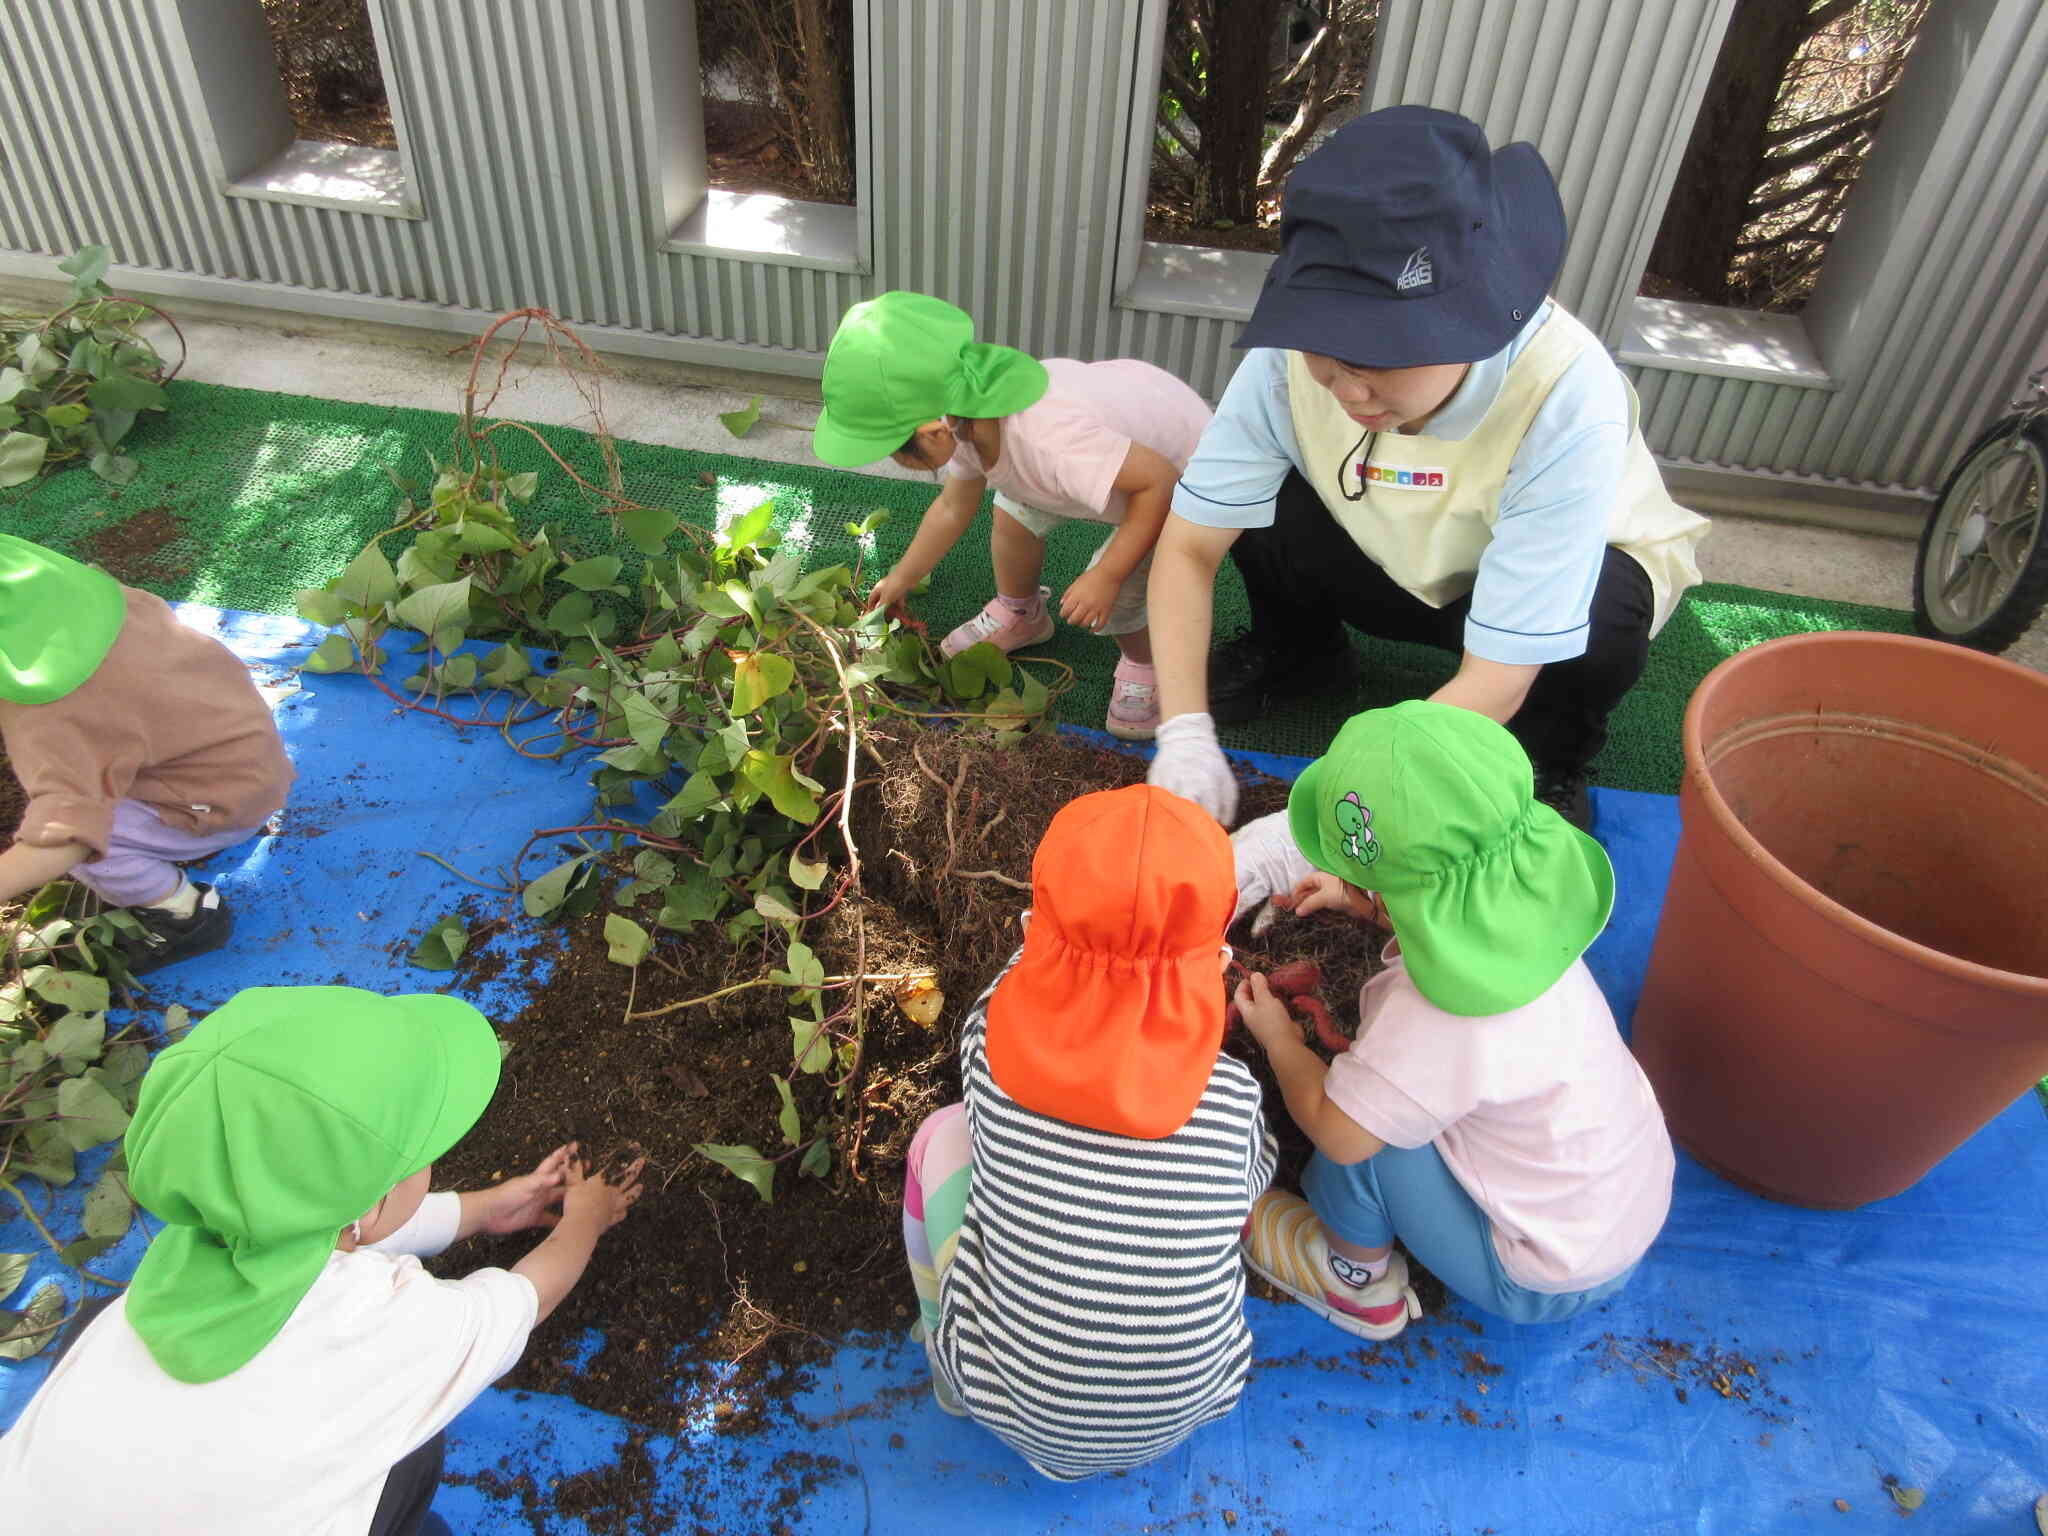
1242, 1189, 1422, 1342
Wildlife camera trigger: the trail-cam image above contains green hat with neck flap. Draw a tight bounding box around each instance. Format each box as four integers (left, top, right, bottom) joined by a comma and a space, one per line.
1287, 701, 1613, 1016
122, 985, 503, 1383
0, 534, 126, 705
812, 291, 1048, 466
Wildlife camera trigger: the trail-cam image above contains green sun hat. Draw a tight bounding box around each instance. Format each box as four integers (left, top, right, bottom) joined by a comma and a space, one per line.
811, 291, 1049, 466
0, 534, 126, 705
942, 340, 1049, 419
1287, 701, 1614, 1016
123, 986, 503, 1384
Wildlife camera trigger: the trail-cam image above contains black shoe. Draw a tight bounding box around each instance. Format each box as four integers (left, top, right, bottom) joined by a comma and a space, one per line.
1208, 629, 1357, 728
115, 884, 235, 974
1533, 765, 1594, 833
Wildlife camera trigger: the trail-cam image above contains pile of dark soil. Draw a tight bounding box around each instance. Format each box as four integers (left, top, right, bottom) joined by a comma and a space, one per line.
0, 758, 23, 841
428, 727, 1387, 1525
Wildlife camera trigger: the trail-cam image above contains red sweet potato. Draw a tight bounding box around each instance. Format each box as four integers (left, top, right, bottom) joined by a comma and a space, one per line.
1291, 994, 1349, 1054
1266, 960, 1324, 1000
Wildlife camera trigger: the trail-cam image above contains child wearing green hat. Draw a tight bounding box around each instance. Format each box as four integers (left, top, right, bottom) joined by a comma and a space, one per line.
0, 534, 294, 971
1229, 701, 1672, 1339
0, 984, 646, 1535
811, 291, 1212, 740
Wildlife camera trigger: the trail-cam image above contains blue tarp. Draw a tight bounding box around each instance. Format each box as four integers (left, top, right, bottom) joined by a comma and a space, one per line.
5, 606, 2045, 1533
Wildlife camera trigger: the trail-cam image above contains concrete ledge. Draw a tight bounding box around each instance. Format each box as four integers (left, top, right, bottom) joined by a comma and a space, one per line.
0, 255, 827, 395
1117, 240, 1271, 323
1659, 457, 1929, 541
663, 190, 865, 274
1620, 297, 1835, 389
227, 140, 420, 220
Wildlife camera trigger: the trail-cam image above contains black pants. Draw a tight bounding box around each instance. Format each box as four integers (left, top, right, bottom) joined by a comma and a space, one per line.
370, 1432, 448, 1536
1231, 470, 1655, 773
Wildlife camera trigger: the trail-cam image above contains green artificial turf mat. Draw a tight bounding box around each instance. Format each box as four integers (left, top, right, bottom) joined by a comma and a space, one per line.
2, 378, 1918, 795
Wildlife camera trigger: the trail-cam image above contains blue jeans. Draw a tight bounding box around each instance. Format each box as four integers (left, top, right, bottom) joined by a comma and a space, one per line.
1302, 1143, 1636, 1325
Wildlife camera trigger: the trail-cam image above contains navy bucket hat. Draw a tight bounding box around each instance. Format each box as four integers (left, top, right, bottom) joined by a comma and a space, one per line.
1237, 106, 1567, 369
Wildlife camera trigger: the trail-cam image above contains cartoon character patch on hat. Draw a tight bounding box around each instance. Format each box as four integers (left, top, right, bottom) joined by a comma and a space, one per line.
1335, 791, 1380, 868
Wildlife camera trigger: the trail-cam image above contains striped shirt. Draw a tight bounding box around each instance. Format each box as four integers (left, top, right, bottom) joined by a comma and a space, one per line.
934, 966, 1278, 1480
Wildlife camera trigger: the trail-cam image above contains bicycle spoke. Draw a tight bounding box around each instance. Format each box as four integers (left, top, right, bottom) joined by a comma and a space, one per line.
1972, 554, 2008, 620
1987, 510, 2039, 576
1938, 550, 1974, 603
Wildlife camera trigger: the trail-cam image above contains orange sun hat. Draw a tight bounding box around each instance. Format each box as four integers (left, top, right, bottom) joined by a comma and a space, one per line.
985, 784, 1236, 1139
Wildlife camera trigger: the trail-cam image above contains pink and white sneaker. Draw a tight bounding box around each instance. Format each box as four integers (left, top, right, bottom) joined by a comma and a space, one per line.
939, 588, 1055, 660
1104, 658, 1160, 741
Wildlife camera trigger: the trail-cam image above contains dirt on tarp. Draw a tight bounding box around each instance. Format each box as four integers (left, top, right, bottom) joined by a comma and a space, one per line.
427, 728, 1390, 1530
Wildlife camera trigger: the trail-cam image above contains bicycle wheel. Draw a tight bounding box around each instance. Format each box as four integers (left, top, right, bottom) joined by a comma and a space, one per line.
1912, 414, 2048, 653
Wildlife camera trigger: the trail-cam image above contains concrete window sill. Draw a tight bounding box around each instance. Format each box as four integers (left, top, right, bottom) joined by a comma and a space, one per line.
1117, 239, 1273, 324
1618, 297, 1836, 389
663, 190, 865, 274
226, 140, 420, 220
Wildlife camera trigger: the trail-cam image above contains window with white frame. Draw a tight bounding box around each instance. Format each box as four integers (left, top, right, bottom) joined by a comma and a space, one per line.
1621, 0, 1935, 387
1116, 0, 1381, 321
659, 0, 869, 275
171, 0, 418, 217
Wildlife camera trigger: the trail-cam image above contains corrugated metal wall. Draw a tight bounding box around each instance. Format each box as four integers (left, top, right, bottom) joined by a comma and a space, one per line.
0, 0, 2042, 492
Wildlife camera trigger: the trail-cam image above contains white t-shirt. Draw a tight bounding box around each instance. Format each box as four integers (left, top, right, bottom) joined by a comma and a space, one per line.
1324, 948, 1674, 1293
0, 1192, 538, 1536
946, 357, 1213, 524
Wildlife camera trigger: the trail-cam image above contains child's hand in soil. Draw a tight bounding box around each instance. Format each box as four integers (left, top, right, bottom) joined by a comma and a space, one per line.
1232, 972, 1301, 1054
563, 1152, 647, 1233
1283, 871, 1381, 924
1059, 568, 1122, 633
477, 1143, 576, 1235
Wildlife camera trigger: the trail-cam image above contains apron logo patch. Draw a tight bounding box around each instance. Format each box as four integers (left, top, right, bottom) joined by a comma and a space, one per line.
1357, 463, 1447, 489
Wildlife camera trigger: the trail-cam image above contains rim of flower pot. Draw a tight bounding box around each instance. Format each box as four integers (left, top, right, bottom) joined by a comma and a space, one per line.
1681, 629, 2048, 997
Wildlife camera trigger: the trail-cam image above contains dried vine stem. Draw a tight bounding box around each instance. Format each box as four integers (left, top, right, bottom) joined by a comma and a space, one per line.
451, 307, 712, 552
788, 610, 877, 1179
908, 740, 1030, 892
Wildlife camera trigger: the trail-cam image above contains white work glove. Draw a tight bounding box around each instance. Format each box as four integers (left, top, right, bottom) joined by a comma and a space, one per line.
1148, 711, 1238, 827
1230, 809, 1315, 936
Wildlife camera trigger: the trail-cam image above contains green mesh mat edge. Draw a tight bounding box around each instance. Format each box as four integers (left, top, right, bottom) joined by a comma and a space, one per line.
1, 376, 1919, 796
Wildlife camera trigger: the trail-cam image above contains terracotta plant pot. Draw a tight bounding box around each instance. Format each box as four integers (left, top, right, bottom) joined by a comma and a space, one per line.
1631, 630, 2048, 1208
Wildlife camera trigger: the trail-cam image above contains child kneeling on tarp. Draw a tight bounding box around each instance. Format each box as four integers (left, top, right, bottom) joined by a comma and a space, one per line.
900, 784, 1277, 1479
1231, 701, 1673, 1339
0, 985, 646, 1536
0, 534, 294, 972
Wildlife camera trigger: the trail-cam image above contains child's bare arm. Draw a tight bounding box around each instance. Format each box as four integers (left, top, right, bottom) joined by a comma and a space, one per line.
455, 1143, 575, 1241
867, 475, 988, 611
1060, 443, 1178, 630
511, 1152, 645, 1324
0, 839, 90, 905
1235, 973, 1385, 1166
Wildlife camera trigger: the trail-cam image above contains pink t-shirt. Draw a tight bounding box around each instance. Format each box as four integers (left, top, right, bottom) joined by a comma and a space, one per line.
945, 358, 1212, 525
1324, 946, 1674, 1293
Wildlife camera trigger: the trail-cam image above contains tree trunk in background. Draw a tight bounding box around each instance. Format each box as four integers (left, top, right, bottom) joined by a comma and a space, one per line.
1645, 0, 1821, 302
1200, 0, 1284, 224
790, 0, 851, 202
